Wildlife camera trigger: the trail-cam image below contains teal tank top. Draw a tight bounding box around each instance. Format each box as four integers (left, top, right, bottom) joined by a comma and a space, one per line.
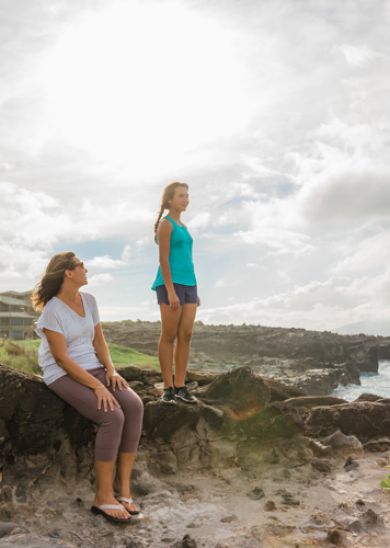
151, 215, 197, 290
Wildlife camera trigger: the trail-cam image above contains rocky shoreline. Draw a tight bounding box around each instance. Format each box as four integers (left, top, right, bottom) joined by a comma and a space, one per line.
103, 321, 390, 396
2, 362, 390, 546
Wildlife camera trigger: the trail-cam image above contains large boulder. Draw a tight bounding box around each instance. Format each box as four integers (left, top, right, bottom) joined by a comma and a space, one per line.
201, 366, 270, 419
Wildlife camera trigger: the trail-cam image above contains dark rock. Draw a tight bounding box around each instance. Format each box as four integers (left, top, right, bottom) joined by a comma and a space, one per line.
220, 514, 238, 523
247, 487, 265, 500
202, 366, 270, 417
344, 456, 359, 471
362, 508, 381, 527
354, 393, 383, 402
326, 528, 344, 545
263, 378, 304, 402
264, 500, 276, 511
305, 400, 390, 442
143, 401, 200, 440
310, 458, 332, 473
0, 522, 20, 538
171, 534, 197, 548
364, 436, 390, 452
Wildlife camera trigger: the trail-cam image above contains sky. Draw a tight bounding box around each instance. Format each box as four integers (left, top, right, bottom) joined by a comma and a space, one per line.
1, 0, 390, 334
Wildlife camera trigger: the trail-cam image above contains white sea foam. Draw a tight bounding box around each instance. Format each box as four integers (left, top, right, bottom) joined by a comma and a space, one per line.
332, 359, 390, 401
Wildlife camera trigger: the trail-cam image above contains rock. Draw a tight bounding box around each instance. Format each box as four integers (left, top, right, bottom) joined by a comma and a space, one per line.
278, 396, 348, 408
310, 458, 332, 473
171, 534, 197, 548
362, 508, 381, 527
264, 500, 276, 511
321, 431, 363, 453
326, 528, 344, 545
276, 489, 300, 506
304, 437, 333, 457
344, 456, 359, 471
0, 522, 20, 538
202, 366, 270, 417
220, 515, 238, 523
247, 487, 265, 500
364, 436, 390, 452
354, 393, 383, 402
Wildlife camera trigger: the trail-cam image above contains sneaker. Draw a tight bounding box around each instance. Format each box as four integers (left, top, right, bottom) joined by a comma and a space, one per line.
160, 387, 176, 404
174, 385, 198, 404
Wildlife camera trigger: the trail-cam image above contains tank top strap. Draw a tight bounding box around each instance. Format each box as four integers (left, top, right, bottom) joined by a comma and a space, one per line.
165, 215, 181, 227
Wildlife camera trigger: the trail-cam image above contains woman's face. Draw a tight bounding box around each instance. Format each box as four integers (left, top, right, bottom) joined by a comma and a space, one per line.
66, 258, 88, 287
169, 186, 189, 212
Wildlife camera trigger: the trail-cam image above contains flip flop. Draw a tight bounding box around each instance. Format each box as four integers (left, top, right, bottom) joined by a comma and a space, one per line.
116, 496, 141, 516
90, 503, 131, 524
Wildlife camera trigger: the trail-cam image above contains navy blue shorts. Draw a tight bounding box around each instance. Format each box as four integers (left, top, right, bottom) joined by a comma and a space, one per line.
156, 284, 198, 305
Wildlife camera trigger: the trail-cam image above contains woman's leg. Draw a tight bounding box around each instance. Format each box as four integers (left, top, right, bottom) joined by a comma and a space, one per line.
49, 372, 129, 520
99, 372, 144, 513
158, 303, 182, 387
174, 303, 197, 387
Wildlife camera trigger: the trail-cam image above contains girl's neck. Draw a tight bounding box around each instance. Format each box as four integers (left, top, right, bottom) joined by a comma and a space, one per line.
168, 210, 182, 223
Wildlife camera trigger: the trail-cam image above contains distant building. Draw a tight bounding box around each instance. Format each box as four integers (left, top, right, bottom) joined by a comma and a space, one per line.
0, 291, 38, 340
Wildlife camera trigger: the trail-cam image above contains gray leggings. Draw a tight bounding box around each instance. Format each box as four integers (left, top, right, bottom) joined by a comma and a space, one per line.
49, 367, 144, 461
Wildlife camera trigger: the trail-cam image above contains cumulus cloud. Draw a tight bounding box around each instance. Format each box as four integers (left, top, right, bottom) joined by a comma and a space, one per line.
1, 0, 390, 333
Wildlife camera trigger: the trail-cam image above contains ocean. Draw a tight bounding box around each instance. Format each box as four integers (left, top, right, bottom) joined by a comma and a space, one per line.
332, 359, 390, 401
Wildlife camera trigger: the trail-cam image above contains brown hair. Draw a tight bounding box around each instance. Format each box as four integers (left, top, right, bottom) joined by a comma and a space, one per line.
31, 251, 77, 311
154, 181, 188, 243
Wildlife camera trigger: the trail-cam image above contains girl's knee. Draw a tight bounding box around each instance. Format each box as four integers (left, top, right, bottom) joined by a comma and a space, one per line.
178, 329, 193, 343
161, 333, 176, 345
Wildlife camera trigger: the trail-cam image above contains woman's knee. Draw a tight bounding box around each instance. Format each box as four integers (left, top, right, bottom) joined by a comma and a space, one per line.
102, 407, 125, 431
123, 391, 144, 419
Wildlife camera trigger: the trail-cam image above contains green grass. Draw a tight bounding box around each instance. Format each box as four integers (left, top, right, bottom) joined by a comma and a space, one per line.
1, 338, 159, 376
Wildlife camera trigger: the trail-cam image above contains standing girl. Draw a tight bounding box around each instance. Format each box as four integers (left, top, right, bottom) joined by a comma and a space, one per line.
32, 252, 144, 524
152, 182, 199, 404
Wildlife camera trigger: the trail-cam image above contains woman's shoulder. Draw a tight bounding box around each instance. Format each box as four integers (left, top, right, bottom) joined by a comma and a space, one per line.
81, 291, 97, 304
41, 296, 59, 313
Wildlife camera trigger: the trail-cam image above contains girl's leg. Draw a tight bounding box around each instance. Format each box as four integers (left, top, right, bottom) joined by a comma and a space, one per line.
174, 303, 197, 387
158, 303, 182, 387
49, 373, 129, 520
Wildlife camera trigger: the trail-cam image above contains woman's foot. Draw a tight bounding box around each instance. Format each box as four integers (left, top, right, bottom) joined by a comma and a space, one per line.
92, 495, 130, 522
116, 496, 141, 515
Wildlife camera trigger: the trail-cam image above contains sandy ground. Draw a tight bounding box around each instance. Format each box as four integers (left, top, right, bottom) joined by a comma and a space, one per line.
2, 450, 390, 547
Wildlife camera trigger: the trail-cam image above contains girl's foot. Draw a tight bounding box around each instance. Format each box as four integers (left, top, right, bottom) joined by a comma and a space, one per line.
174, 385, 197, 403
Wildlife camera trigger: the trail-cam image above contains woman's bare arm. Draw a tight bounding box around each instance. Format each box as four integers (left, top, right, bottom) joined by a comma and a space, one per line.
93, 323, 115, 373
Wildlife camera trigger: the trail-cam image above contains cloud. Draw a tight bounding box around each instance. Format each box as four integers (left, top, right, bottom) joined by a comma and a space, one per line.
87, 255, 127, 269
336, 44, 383, 67
87, 273, 113, 287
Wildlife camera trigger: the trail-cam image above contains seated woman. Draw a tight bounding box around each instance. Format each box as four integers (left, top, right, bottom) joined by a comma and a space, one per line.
32, 251, 144, 524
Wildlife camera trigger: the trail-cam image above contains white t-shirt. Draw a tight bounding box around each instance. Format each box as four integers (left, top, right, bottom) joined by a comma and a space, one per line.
35, 292, 103, 385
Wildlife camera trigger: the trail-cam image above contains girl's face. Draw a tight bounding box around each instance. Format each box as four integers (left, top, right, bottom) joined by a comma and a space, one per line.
169, 186, 189, 212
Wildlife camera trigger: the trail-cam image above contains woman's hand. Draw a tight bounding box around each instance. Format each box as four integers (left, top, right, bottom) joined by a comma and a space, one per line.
197, 296, 201, 307
105, 369, 129, 391
168, 290, 181, 311
93, 384, 120, 412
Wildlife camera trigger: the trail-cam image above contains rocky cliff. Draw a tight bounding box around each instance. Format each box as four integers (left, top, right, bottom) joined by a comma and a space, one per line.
1, 363, 390, 547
